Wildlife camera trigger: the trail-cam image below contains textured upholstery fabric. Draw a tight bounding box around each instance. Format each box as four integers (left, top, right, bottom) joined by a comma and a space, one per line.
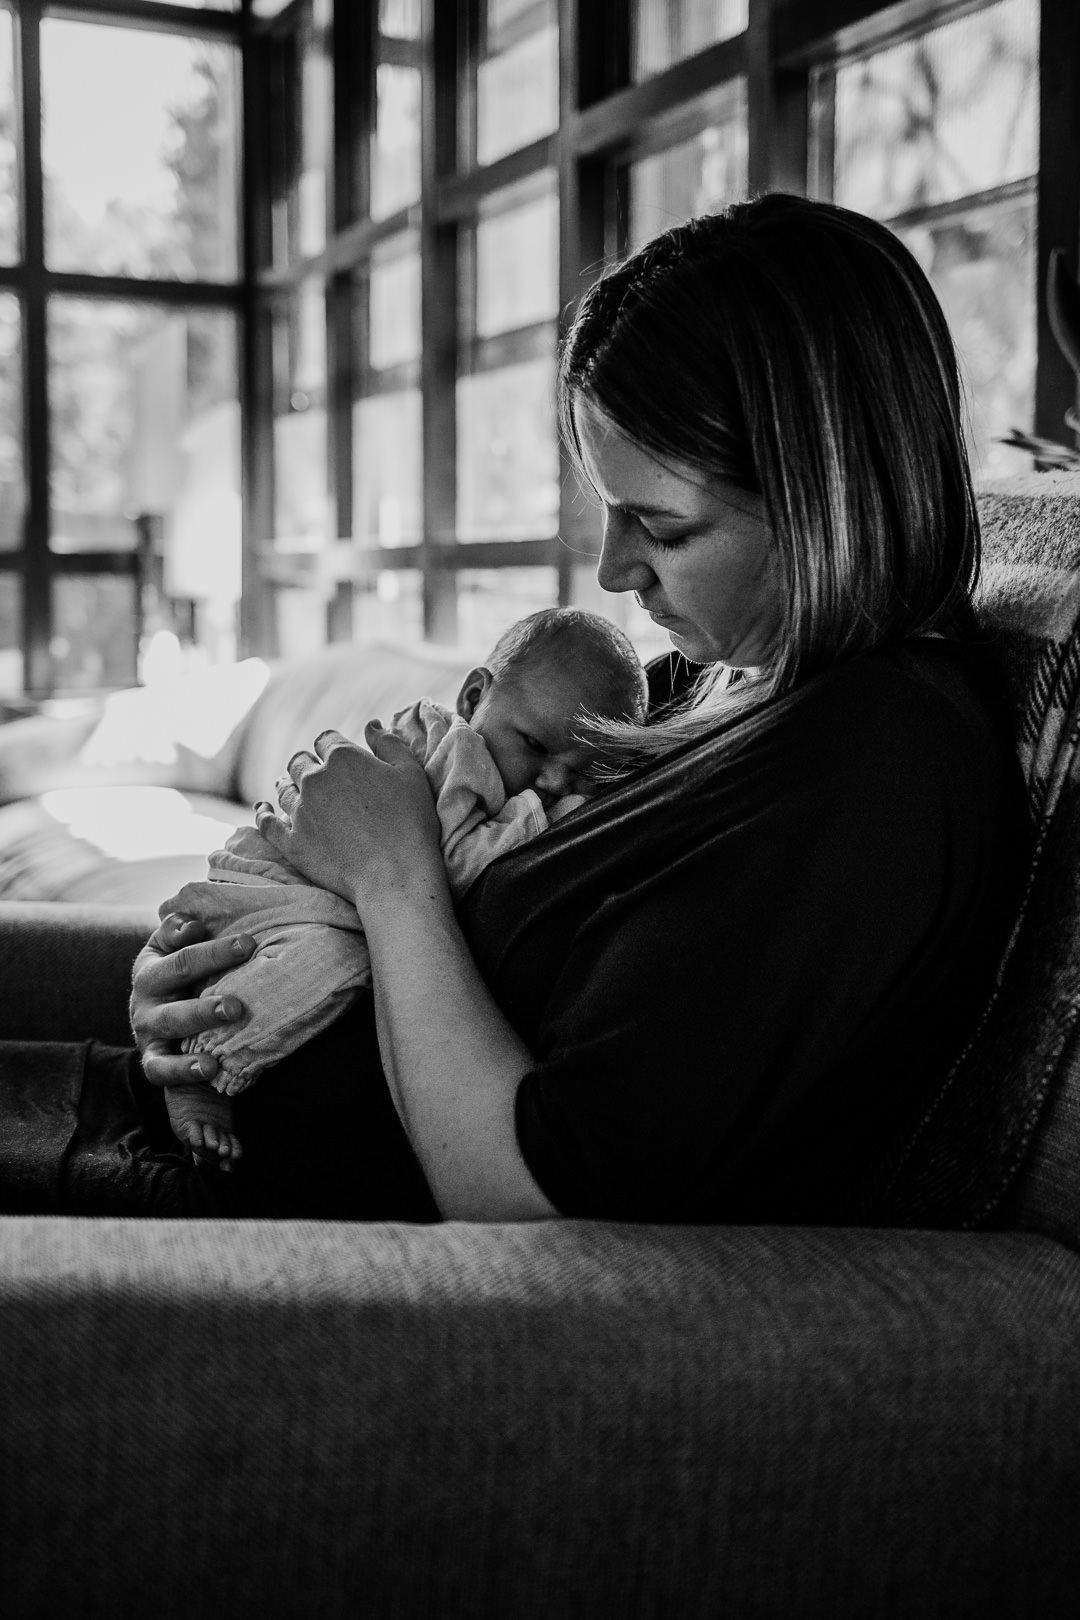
3, 1216, 1079, 1619
0, 901, 155, 1045
864, 475, 1080, 1243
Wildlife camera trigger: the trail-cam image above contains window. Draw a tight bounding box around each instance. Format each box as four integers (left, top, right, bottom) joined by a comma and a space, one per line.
4, 1, 1066, 694
1, 0, 242, 697
822, 0, 1040, 477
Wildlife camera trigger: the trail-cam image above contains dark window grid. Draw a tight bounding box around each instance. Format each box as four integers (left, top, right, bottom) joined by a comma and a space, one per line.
32, 1, 243, 44
482, 0, 553, 60
10, 0, 246, 693
775, 0, 997, 71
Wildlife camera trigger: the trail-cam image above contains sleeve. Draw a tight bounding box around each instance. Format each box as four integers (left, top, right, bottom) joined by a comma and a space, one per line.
512, 677, 996, 1221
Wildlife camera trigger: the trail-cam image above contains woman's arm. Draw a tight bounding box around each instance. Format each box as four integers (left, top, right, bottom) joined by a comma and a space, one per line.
258, 728, 558, 1221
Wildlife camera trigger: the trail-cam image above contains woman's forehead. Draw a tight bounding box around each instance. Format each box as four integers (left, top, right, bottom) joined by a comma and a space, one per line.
574, 397, 706, 512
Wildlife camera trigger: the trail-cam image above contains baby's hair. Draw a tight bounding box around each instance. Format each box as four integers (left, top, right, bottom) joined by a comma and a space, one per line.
486, 607, 648, 723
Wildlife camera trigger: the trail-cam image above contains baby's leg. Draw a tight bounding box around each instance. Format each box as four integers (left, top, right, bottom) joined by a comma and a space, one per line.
164, 1082, 242, 1171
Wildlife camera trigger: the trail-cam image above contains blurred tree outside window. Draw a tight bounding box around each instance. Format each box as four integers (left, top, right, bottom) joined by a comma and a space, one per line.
34, 18, 242, 688
830, 0, 1038, 478
476, 0, 558, 167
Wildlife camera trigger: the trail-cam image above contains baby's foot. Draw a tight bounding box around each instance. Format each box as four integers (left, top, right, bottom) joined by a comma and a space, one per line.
164, 1082, 242, 1172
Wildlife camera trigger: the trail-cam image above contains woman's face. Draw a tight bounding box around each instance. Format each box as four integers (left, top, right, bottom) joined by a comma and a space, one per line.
574, 397, 782, 667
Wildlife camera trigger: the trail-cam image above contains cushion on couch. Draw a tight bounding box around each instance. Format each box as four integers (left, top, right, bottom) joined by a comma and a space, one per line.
0, 643, 474, 908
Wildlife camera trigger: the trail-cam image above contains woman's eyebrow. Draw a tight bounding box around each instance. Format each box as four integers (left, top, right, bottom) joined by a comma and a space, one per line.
610, 498, 688, 520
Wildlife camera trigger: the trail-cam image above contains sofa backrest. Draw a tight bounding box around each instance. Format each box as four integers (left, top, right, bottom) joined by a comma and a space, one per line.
866, 472, 1080, 1247
233, 639, 474, 809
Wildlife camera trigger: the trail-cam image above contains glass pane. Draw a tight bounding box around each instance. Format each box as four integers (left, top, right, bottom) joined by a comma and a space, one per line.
380, 0, 421, 39
628, 85, 748, 251
254, 1, 298, 21
633, 0, 748, 80
0, 293, 22, 553
353, 391, 422, 547
0, 13, 17, 265
53, 575, 138, 692
457, 358, 558, 541
476, 176, 558, 338
353, 568, 424, 645
50, 301, 240, 607
41, 21, 239, 281
477, 15, 558, 167
834, 0, 1038, 217
372, 63, 421, 220
273, 282, 329, 547
274, 586, 328, 662
0, 573, 20, 697
898, 200, 1036, 479
368, 235, 421, 370
142, 2, 237, 10
456, 567, 557, 652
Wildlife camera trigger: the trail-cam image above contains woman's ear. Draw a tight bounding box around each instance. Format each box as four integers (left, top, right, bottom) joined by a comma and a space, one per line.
456, 666, 494, 721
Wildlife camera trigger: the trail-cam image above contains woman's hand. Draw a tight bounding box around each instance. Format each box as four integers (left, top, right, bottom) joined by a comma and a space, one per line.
129, 913, 254, 1086
255, 725, 443, 914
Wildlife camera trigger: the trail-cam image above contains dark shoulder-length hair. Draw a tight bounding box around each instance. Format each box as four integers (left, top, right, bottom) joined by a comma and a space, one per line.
558, 192, 980, 757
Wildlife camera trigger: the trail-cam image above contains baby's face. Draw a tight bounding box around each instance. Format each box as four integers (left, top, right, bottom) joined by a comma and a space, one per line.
459, 657, 617, 809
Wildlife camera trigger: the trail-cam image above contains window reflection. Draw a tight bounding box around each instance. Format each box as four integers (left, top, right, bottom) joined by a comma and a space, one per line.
457, 359, 558, 541
0, 293, 22, 553
633, 0, 747, 81
628, 88, 748, 251
476, 3, 558, 167
833, 0, 1038, 215
41, 19, 239, 281
0, 12, 17, 265
475, 176, 559, 339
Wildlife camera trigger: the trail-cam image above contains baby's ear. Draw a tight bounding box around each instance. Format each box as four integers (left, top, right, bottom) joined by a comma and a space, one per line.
456, 666, 493, 721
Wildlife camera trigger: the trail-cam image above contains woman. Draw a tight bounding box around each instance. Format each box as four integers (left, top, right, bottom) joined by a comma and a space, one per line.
11, 193, 1031, 1223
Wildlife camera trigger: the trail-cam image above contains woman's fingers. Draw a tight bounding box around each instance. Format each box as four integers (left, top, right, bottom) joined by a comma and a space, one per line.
141, 1041, 220, 1088
137, 930, 255, 996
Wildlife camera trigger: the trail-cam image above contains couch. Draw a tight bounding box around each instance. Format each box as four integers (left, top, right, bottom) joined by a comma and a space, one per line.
1, 474, 1080, 1618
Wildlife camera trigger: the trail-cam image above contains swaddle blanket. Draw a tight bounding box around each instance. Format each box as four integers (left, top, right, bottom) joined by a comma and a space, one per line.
160, 700, 584, 1093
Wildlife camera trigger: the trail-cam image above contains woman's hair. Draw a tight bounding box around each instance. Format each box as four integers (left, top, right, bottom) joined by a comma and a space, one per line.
486, 606, 649, 724
557, 192, 981, 759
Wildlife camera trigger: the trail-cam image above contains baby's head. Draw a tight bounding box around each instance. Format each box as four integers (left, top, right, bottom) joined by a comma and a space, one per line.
456, 608, 647, 809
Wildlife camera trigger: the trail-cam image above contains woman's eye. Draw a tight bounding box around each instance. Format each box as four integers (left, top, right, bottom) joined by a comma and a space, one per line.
644, 526, 688, 550
522, 734, 547, 755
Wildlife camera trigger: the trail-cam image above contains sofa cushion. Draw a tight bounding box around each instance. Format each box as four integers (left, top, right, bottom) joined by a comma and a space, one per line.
234, 641, 473, 807
0, 787, 243, 907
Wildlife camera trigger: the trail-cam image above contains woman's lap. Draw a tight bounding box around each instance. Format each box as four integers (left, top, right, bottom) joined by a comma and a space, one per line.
0, 1000, 439, 1221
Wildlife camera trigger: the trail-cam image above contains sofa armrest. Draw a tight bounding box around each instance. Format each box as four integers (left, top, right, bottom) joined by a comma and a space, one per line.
0, 901, 155, 1045
1, 1219, 1078, 1617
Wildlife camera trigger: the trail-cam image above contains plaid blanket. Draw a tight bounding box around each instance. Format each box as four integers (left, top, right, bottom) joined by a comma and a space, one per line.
867, 473, 1080, 1242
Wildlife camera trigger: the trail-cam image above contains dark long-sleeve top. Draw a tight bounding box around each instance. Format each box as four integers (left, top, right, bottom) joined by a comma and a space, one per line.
457, 637, 1031, 1225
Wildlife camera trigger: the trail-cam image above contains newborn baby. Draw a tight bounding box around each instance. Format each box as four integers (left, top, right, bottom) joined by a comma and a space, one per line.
158, 607, 647, 1169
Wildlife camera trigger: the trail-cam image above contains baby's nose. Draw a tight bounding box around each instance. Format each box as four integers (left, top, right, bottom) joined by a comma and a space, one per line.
534, 759, 576, 808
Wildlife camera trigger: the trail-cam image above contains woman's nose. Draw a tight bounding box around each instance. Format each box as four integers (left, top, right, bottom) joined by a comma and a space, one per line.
596, 509, 656, 595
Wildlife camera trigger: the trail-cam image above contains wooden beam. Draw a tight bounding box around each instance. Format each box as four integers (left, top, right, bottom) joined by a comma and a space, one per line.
569, 33, 745, 158
436, 135, 557, 222
775, 0, 990, 69
419, 0, 459, 640
1035, 0, 1080, 445
15, 1, 51, 696
747, 0, 808, 197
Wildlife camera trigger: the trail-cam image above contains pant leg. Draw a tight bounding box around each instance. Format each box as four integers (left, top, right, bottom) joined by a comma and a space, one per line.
0, 1039, 226, 1216
231, 996, 440, 1221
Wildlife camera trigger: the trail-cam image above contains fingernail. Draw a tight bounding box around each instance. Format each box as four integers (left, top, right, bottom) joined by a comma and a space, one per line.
232, 936, 253, 957
190, 1059, 206, 1076
369, 718, 383, 731
214, 1000, 231, 1020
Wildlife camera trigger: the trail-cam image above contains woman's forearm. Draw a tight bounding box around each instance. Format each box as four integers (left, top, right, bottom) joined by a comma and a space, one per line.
362, 875, 559, 1222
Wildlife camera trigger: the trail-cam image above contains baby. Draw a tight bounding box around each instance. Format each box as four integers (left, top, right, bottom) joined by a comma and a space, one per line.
158, 607, 647, 1168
